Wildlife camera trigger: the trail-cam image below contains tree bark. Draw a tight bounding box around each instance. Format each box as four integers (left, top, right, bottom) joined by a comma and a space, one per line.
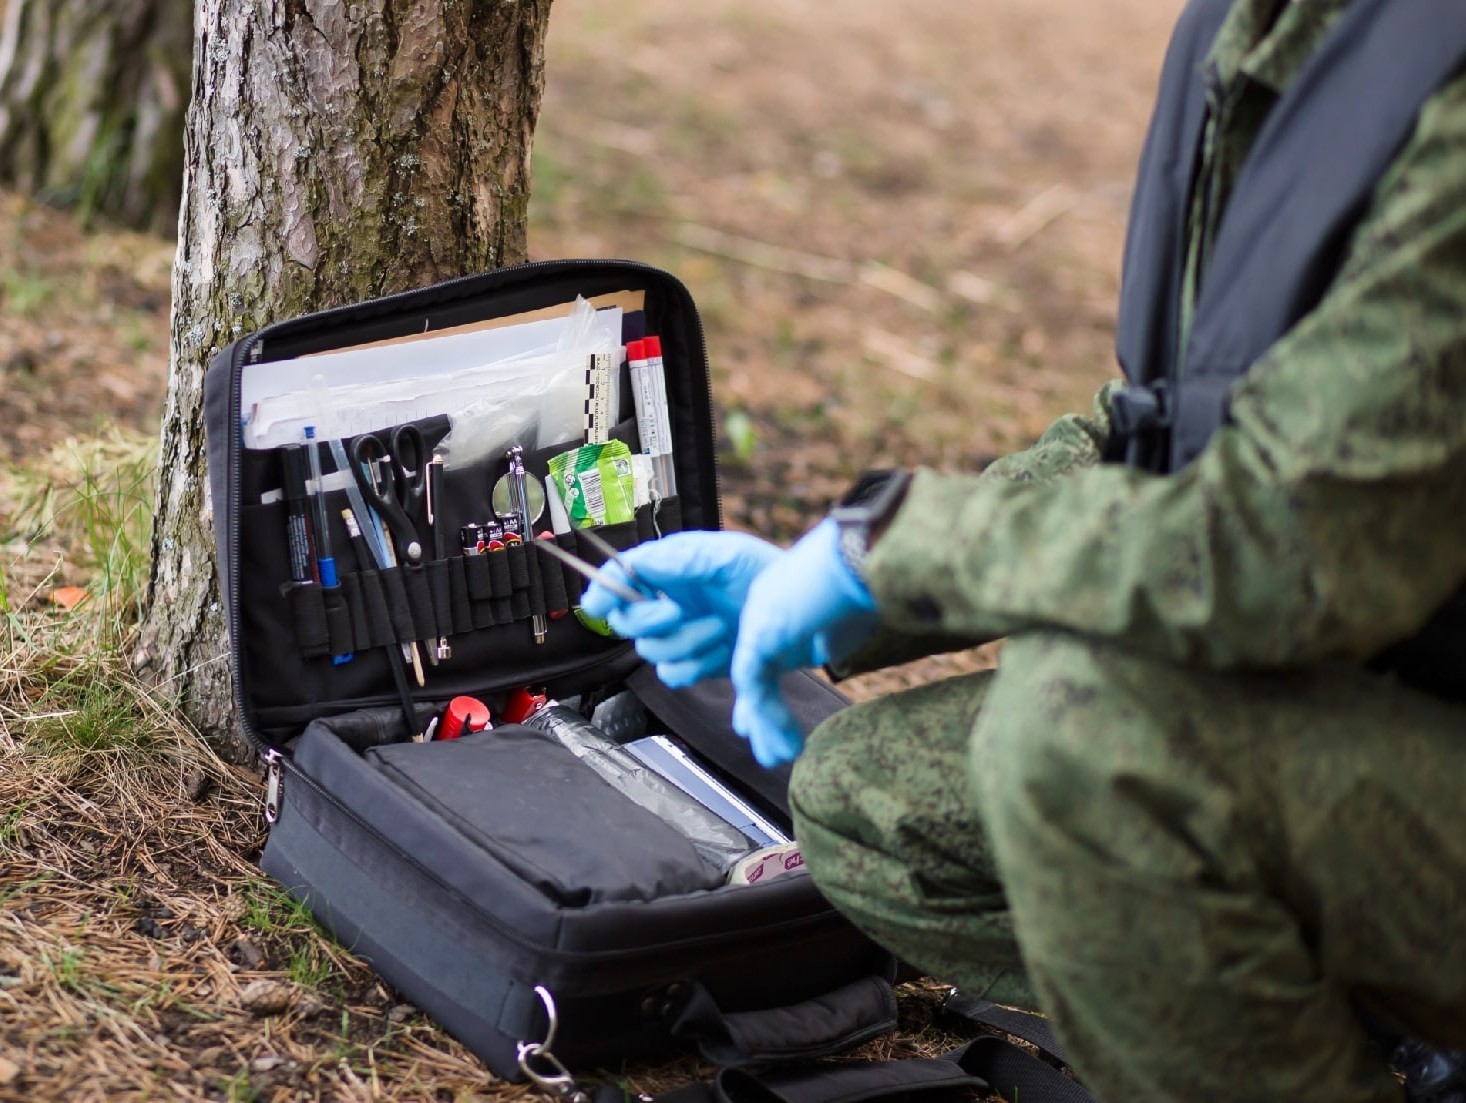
0, 0, 191, 234
135, 0, 553, 761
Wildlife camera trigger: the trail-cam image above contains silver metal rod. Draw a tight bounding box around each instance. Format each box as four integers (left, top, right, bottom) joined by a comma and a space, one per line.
534, 538, 650, 606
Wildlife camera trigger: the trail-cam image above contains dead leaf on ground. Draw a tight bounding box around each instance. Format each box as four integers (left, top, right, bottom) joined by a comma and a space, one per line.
48, 586, 89, 609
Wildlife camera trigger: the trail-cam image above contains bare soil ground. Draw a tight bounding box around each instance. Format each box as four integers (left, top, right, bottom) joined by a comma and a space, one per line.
0, 0, 1173, 1098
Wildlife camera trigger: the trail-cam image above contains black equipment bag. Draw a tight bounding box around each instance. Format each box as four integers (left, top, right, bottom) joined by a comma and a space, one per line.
203, 260, 901, 1084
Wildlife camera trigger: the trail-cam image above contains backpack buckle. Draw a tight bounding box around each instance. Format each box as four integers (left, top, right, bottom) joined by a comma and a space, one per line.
1109, 380, 1172, 435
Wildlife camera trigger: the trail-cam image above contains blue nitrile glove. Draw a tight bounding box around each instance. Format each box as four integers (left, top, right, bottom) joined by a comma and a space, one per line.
729, 518, 878, 766
580, 531, 781, 687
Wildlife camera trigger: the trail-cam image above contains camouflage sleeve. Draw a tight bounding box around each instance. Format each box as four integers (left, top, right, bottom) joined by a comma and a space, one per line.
827, 381, 1117, 678
976, 379, 1118, 485
862, 77, 1466, 670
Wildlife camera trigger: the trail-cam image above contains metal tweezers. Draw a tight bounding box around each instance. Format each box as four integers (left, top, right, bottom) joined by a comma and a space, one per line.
533, 527, 658, 605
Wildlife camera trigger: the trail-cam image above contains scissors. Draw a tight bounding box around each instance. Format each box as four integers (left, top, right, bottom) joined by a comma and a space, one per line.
351, 425, 427, 565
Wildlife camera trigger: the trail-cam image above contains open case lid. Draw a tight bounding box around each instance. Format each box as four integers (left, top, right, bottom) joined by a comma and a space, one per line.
203, 259, 721, 755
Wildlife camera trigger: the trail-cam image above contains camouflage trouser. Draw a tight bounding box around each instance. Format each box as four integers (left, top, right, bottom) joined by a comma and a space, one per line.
789, 630, 1466, 1103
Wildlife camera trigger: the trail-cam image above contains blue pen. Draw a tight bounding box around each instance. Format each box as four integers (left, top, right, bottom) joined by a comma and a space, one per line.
304, 425, 352, 664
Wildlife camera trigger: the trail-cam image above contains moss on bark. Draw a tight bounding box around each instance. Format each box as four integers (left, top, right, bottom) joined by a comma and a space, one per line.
0, 0, 191, 233
138, 0, 554, 759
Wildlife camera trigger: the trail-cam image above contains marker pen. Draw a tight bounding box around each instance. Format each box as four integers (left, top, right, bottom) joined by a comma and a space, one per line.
304, 425, 351, 664
281, 445, 313, 584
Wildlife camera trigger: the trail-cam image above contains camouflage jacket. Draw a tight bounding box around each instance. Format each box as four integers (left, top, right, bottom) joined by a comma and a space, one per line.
841, 0, 1466, 676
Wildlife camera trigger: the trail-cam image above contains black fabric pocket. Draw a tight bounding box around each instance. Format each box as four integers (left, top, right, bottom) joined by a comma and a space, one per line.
638, 495, 681, 541
364, 727, 725, 905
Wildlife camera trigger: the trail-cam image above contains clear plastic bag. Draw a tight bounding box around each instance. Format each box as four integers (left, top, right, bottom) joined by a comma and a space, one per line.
437, 297, 623, 471
523, 705, 753, 875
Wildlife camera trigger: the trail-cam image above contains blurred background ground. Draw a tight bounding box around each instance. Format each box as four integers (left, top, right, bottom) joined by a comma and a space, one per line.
0, 0, 1174, 1098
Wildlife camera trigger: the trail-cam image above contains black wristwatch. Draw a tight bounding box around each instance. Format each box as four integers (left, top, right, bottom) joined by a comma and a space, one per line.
829, 469, 912, 579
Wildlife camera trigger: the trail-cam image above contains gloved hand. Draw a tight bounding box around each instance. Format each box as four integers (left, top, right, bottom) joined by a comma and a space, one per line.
729, 518, 878, 766
579, 530, 781, 687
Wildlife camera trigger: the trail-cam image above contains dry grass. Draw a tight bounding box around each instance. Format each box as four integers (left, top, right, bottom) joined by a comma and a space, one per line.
0, 640, 981, 1101
0, 440, 985, 1100
0, 443, 527, 1101
0, 0, 1175, 1095
0, 698, 528, 1103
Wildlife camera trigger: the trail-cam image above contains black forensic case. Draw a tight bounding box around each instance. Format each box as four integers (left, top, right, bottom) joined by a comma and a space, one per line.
204, 260, 898, 1085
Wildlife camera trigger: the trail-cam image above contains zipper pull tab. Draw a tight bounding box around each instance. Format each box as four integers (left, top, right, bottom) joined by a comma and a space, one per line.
263, 749, 283, 824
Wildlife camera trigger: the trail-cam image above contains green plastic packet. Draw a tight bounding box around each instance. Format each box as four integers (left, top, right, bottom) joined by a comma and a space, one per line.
547, 441, 638, 529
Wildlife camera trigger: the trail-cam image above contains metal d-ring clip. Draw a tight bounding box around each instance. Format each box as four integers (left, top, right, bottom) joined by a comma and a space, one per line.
516, 986, 590, 1101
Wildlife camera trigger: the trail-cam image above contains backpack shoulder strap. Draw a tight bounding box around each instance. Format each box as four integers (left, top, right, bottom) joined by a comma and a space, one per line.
1114, 0, 1235, 395
1171, 0, 1466, 467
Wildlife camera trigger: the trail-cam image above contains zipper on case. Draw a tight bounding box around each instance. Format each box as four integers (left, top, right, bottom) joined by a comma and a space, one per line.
263, 748, 283, 824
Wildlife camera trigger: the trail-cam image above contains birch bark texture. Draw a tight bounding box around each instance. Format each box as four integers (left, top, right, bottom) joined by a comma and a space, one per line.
137, 0, 553, 759
0, 0, 191, 233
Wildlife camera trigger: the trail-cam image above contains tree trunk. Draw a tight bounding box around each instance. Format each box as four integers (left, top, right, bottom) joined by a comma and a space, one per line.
135, 0, 553, 761
0, 0, 191, 234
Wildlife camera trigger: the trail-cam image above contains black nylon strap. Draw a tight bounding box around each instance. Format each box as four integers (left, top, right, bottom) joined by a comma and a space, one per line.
321, 584, 353, 655
462, 550, 514, 625
377, 565, 416, 642
631, 990, 1102, 1103
426, 558, 454, 636
939, 993, 1102, 1102
506, 543, 531, 621
629, 1055, 988, 1103
401, 563, 435, 640
463, 551, 494, 600
940, 992, 1068, 1066
537, 538, 571, 614
741, 1056, 986, 1103
625, 1036, 1095, 1103
341, 571, 370, 649
447, 556, 471, 633
355, 568, 397, 648
281, 581, 331, 656
956, 1036, 1093, 1103
554, 533, 587, 604
670, 976, 898, 1068
654, 495, 682, 539
285, 490, 691, 657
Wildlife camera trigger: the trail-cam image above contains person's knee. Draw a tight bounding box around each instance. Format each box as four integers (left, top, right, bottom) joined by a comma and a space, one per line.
787, 698, 909, 923
972, 631, 1111, 803
788, 695, 884, 835
971, 631, 1185, 872
973, 629, 1261, 908
792, 670, 991, 836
